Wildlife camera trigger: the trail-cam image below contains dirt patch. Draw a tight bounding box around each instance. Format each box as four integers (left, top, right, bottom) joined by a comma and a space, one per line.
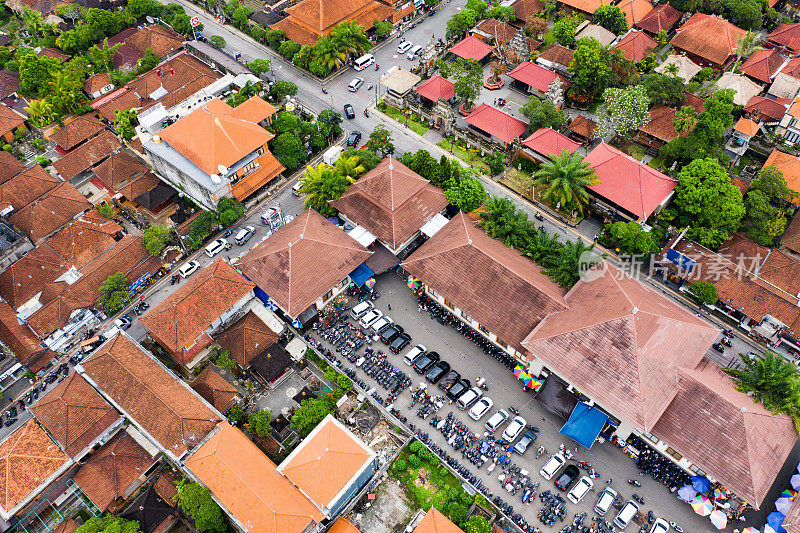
414, 468, 431, 490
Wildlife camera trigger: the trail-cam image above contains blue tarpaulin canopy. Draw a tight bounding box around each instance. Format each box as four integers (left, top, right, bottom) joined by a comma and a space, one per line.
349, 263, 374, 286
560, 402, 608, 450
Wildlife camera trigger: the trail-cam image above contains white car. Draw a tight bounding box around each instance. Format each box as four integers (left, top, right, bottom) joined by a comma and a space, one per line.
205, 238, 228, 258
650, 519, 670, 533
614, 501, 640, 530
594, 487, 618, 515
468, 397, 494, 420
349, 301, 373, 320
403, 344, 427, 365
348, 77, 364, 92
178, 260, 200, 278
371, 316, 393, 333
567, 476, 594, 504
359, 309, 383, 329
397, 41, 413, 54
235, 225, 255, 245
540, 453, 566, 480
502, 415, 526, 442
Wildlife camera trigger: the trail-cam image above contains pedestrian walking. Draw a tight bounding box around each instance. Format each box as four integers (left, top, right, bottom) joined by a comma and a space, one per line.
607, 478, 613, 485
388, 303, 392, 310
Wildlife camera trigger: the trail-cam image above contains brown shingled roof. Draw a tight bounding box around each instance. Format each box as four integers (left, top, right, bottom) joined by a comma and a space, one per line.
635, 3, 681, 34
9, 181, 92, 244
80, 333, 222, 456
84, 73, 112, 96
330, 157, 448, 251
0, 164, 60, 213
140, 259, 254, 362
538, 44, 574, 69
402, 212, 567, 350
670, 13, 746, 66
271, 0, 396, 46
72, 430, 155, 511
638, 105, 682, 143
214, 310, 279, 369
740, 48, 786, 84
31, 373, 120, 458
0, 152, 26, 184
37, 47, 70, 62
614, 30, 657, 63
0, 103, 25, 137
653, 359, 797, 509
511, 0, 545, 23
191, 367, 238, 413
48, 115, 106, 152
92, 151, 148, 191
475, 19, 518, 47
238, 210, 372, 318
0, 301, 55, 371
52, 130, 122, 180
768, 22, 800, 55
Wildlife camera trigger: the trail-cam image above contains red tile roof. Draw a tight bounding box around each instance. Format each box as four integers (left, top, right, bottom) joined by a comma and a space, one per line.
449, 36, 494, 61
0, 301, 54, 371
522, 262, 719, 432
670, 13, 746, 66
48, 115, 106, 152
0, 104, 25, 137
84, 73, 112, 96
0, 70, 20, 100
768, 23, 800, 54
141, 259, 254, 363
414, 75, 455, 102
465, 104, 528, 145
81, 333, 222, 456
191, 367, 238, 413
635, 4, 682, 34
52, 130, 122, 181
783, 57, 800, 81
31, 373, 120, 458
0, 152, 26, 184
507, 61, 559, 93
329, 157, 449, 250
402, 213, 567, 350
237, 210, 372, 318
740, 49, 786, 84
744, 95, 790, 121
614, 30, 657, 63
585, 143, 677, 220
511, 0, 545, 23
522, 127, 580, 158
9, 181, 92, 244
271, 0, 395, 46
653, 359, 797, 509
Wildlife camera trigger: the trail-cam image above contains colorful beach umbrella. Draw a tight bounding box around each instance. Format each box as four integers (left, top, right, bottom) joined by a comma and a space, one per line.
691, 496, 713, 516
742, 527, 760, 533
709, 509, 728, 529
692, 476, 712, 493
792, 474, 800, 491
364, 278, 376, 289
678, 485, 697, 502
777, 497, 793, 515
522, 375, 542, 390
782, 489, 797, 500
407, 276, 421, 290
514, 365, 526, 378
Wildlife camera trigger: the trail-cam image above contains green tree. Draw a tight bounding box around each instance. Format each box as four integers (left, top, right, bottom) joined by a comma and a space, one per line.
465, 0, 488, 16
334, 154, 365, 181
99, 272, 130, 314
674, 157, 745, 247
247, 58, 271, 75
595, 84, 650, 138
291, 398, 331, 434
273, 110, 300, 133
520, 96, 566, 130
328, 21, 371, 58
525, 228, 562, 268
97, 201, 116, 219
87, 38, 122, 72
603, 221, 659, 255
688, 281, 718, 305
478, 196, 533, 249
743, 189, 787, 245
24, 99, 54, 127
55, 3, 87, 24
366, 124, 395, 156
372, 20, 392, 40
660, 89, 735, 165
137, 48, 159, 74
544, 239, 597, 288
126, 0, 162, 18
76, 515, 141, 533
593, 5, 627, 34
300, 163, 353, 216
446, 9, 479, 38
725, 351, 800, 421
216, 351, 238, 371
673, 106, 698, 134
232, 4, 251, 29
278, 40, 301, 60
751, 165, 792, 202
142, 224, 170, 256
445, 177, 486, 212
114, 109, 137, 141
439, 59, 483, 111
640, 72, 685, 107
217, 197, 245, 226
533, 150, 598, 215
209, 35, 226, 50
264, 28, 286, 49
725, 0, 762, 30
248, 408, 272, 437
552, 13, 582, 46
344, 148, 381, 172
312, 35, 346, 72
272, 132, 305, 168
486, 5, 515, 21
269, 80, 298, 102
464, 515, 491, 533
733, 30, 763, 68
177, 481, 226, 533
568, 37, 614, 99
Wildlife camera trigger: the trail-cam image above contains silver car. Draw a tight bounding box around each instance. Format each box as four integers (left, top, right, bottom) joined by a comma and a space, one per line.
348, 77, 364, 92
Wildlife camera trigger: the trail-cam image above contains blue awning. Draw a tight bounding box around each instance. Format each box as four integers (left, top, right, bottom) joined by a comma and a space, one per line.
349, 263, 374, 286
560, 402, 608, 449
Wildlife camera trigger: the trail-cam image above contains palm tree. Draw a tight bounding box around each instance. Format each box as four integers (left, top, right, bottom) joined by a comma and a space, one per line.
524, 229, 561, 269
334, 155, 365, 182
329, 21, 371, 58
478, 196, 532, 249
313, 37, 346, 72
663, 62, 679, 78
25, 99, 54, 127
543, 239, 598, 288
725, 351, 800, 417
299, 163, 354, 217
533, 150, 598, 215
734, 31, 763, 69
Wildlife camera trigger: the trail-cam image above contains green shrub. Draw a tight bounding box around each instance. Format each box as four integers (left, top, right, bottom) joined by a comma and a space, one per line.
408, 453, 421, 468
393, 458, 407, 473
408, 440, 424, 454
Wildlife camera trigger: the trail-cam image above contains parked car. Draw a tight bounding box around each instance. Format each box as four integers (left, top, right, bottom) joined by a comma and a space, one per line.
389, 332, 411, 354
235, 225, 255, 245
614, 501, 640, 530
567, 476, 593, 504
484, 408, 509, 432
437, 369, 461, 391
469, 397, 494, 420
403, 344, 426, 365
114, 316, 132, 330
407, 44, 423, 60
446, 378, 471, 400
348, 77, 364, 92
555, 464, 580, 491
350, 301, 373, 320
261, 206, 283, 228
397, 41, 413, 54
595, 487, 618, 516
371, 316, 393, 334
456, 387, 482, 409
178, 260, 200, 278
347, 131, 362, 147
540, 453, 566, 480
426, 360, 450, 383
502, 415, 526, 442
413, 351, 440, 373
343, 103, 355, 119
205, 238, 228, 258
380, 324, 404, 344
513, 430, 537, 454
649, 519, 670, 533
359, 309, 383, 329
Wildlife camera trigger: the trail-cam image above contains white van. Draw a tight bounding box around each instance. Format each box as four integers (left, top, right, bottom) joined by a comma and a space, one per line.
484, 408, 509, 433
614, 501, 640, 530
407, 45, 423, 60
350, 301, 373, 320
403, 344, 427, 365
292, 182, 303, 196
354, 54, 375, 71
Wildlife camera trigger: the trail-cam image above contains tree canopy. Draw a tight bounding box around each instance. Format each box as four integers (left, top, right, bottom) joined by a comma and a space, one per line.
595, 84, 650, 138
99, 272, 130, 314
291, 397, 332, 435
142, 225, 170, 256
77, 516, 141, 533
177, 481, 226, 533
445, 177, 486, 213
593, 5, 627, 34
299, 162, 354, 217
532, 150, 598, 214
520, 96, 566, 130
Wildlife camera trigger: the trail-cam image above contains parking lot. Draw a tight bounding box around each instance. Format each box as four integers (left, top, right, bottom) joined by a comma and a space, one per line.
308, 272, 761, 533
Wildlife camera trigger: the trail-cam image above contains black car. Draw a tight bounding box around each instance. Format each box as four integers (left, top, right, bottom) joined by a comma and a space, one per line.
389, 332, 411, 354
446, 378, 471, 400
344, 104, 355, 119
347, 131, 362, 147
437, 369, 461, 391
380, 324, 404, 344
426, 360, 451, 384
555, 465, 580, 491
413, 351, 440, 374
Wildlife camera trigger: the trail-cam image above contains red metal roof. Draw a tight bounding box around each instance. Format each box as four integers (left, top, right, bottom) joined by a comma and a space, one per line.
585, 143, 677, 220
465, 104, 528, 145
449, 36, 493, 60
414, 75, 455, 102
507, 61, 559, 93
522, 128, 580, 157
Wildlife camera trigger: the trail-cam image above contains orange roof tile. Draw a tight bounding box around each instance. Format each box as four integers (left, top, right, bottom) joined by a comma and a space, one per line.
617, 0, 653, 26
84, 73, 112, 95
48, 115, 106, 152
278, 415, 374, 511
329, 518, 362, 533
0, 103, 25, 136
230, 95, 278, 124
414, 508, 464, 533
670, 13, 746, 66
764, 148, 800, 200
185, 422, 324, 533
638, 105, 682, 143
415, 75, 456, 102
614, 30, 657, 62
0, 301, 55, 372
272, 0, 395, 45
635, 3, 682, 34
740, 48, 786, 84
559, 0, 612, 13
92, 152, 148, 191
159, 98, 273, 176
230, 152, 285, 201
734, 117, 760, 137
9, 181, 92, 243
0, 164, 60, 213
191, 367, 238, 413
768, 22, 800, 54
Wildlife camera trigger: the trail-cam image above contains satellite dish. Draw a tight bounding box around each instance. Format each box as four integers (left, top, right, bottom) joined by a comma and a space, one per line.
210, 174, 221, 184
217, 164, 228, 175
146, 16, 154, 23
